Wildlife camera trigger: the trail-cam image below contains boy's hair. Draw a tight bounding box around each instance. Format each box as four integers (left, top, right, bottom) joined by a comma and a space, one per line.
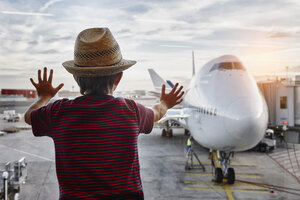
74, 73, 119, 95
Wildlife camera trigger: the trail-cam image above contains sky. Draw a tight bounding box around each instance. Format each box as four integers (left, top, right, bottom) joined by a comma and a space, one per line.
0, 0, 300, 91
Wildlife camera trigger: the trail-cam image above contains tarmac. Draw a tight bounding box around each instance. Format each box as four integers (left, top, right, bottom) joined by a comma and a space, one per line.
1, 118, 300, 200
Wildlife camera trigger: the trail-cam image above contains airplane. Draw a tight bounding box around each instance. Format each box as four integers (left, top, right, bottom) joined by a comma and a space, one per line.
148, 55, 268, 184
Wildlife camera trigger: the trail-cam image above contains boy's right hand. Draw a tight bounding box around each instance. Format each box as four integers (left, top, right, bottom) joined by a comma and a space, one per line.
30, 67, 64, 99
160, 83, 184, 109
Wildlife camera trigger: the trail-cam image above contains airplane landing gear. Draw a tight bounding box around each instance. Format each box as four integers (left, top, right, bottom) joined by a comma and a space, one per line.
161, 129, 173, 137
227, 167, 235, 184
211, 150, 235, 184
162, 129, 167, 137
161, 121, 173, 137
215, 168, 223, 183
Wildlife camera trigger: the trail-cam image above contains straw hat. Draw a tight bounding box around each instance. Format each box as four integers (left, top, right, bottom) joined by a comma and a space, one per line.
62, 27, 136, 76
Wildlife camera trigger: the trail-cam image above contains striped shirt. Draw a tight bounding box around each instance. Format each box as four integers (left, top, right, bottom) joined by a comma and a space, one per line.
30, 94, 154, 200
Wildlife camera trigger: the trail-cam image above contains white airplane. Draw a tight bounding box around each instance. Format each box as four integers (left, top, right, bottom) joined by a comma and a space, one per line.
148, 55, 268, 184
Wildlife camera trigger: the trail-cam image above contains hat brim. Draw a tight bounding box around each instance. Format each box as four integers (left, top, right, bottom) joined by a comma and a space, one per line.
62, 59, 136, 77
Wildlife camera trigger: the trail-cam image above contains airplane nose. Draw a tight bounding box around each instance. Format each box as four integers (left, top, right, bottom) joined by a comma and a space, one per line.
224, 97, 267, 150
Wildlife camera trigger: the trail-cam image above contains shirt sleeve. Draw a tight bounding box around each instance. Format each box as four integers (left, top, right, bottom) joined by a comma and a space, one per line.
135, 102, 154, 134
30, 99, 65, 137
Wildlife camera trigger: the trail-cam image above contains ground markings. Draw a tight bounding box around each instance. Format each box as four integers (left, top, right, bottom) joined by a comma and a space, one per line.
183, 160, 269, 200
267, 149, 300, 183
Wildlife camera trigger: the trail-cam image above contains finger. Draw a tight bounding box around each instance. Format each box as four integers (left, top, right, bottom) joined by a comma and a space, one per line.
170, 83, 178, 94
55, 83, 64, 92
161, 84, 166, 96
38, 69, 42, 82
174, 86, 183, 96
48, 69, 53, 83
177, 91, 184, 99
43, 67, 47, 81
176, 99, 183, 105
30, 78, 38, 87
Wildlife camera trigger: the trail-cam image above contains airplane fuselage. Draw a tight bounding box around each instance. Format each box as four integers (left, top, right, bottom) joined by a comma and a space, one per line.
183, 55, 268, 152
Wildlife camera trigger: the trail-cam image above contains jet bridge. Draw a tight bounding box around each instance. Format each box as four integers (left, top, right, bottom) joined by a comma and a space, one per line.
258, 77, 300, 144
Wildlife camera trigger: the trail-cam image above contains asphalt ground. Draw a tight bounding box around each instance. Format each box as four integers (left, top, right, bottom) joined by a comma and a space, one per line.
0, 118, 300, 200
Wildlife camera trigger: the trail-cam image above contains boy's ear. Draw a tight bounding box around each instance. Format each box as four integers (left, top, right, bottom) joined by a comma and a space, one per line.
114, 72, 123, 86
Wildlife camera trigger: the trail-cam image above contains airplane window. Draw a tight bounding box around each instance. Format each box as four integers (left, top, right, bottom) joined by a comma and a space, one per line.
280, 96, 287, 109
210, 62, 246, 72
233, 62, 246, 70
219, 62, 233, 70
210, 62, 233, 72
209, 63, 220, 72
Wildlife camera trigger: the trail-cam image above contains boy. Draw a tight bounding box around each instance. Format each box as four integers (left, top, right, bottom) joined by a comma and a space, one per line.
25, 27, 184, 200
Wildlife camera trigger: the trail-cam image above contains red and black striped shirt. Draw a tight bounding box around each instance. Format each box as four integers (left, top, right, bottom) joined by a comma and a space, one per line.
31, 94, 154, 199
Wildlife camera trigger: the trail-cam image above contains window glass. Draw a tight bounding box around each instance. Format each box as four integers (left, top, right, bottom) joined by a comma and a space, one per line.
219, 62, 233, 70
233, 62, 246, 70
209, 63, 219, 72
210, 62, 233, 72
280, 96, 287, 109
210, 62, 247, 72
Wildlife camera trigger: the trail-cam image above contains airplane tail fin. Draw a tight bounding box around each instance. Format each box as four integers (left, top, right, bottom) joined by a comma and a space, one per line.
148, 68, 172, 92
166, 80, 174, 88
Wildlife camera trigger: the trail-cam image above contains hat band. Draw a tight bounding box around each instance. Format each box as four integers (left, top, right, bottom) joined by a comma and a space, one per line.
74, 57, 126, 68
74, 44, 120, 60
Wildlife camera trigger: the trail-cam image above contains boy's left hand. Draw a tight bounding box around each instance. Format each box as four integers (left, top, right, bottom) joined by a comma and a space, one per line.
30, 67, 64, 99
160, 83, 184, 109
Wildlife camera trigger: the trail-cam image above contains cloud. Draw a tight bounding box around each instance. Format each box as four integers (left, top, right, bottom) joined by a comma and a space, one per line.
36, 49, 61, 54
40, 0, 64, 12
1, 0, 300, 89
124, 4, 150, 14
159, 44, 191, 48
141, 29, 164, 37
289, 65, 300, 72
0, 67, 25, 72
136, 18, 187, 25
266, 32, 293, 38
45, 35, 74, 43
1, 11, 53, 16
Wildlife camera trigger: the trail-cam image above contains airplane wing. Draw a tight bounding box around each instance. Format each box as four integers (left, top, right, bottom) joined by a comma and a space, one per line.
155, 108, 189, 128
147, 91, 161, 98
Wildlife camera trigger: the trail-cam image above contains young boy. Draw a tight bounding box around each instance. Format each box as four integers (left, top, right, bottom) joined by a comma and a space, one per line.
25, 27, 184, 200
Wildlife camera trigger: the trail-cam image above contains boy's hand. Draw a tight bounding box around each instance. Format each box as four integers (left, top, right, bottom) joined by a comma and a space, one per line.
152, 83, 184, 122
160, 83, 184, 109
30, 67, 64, 99
25, 67, 64, 125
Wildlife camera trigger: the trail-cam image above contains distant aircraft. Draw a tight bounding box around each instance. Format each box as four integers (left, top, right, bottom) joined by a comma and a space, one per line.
148, 55, 268, 184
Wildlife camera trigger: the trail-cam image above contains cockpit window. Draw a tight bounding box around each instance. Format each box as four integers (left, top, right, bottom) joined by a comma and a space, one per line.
219, 62, 233, 70
209, 62, 246, 72
209, 63, 219, 72
233, 62, 246, 70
